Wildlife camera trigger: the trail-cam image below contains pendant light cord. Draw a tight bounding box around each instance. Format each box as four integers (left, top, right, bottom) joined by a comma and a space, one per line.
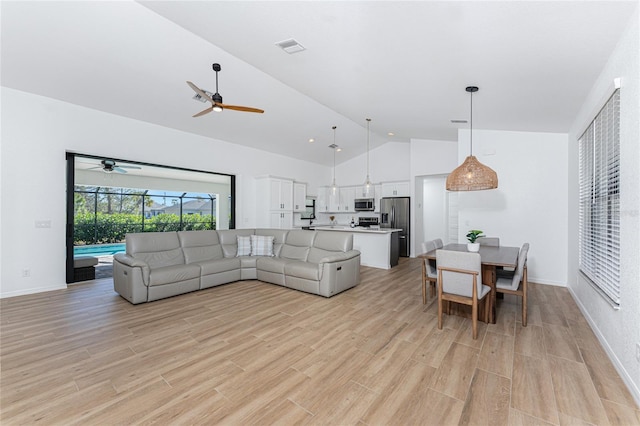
366, 118, 371, 181
332, 126, 337, 183
469, 89, 473, 156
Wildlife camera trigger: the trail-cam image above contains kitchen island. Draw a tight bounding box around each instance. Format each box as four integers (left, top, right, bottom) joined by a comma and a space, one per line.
312, 226, 402, 269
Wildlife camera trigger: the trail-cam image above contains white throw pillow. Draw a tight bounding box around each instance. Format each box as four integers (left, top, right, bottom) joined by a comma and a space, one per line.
251, 235, 274, 257
236, 235, 252, 257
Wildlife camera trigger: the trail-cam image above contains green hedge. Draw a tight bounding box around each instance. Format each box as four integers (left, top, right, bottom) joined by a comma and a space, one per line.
74, 213, 216, 245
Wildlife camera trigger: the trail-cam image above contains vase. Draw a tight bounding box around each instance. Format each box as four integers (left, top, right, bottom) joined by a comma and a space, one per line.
467, 243, 480, 252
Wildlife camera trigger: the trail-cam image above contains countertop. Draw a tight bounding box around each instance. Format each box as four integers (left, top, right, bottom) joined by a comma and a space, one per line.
311, 226, 402, 234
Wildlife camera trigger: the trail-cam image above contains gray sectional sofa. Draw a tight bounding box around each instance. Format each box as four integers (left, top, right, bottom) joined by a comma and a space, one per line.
112, 229, 361, 304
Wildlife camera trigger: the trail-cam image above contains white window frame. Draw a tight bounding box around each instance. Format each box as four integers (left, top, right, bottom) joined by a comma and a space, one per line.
578, 89, 620, 307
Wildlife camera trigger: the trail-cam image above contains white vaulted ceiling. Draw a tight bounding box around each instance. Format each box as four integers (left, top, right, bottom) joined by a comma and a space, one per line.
1, 1, 637, 166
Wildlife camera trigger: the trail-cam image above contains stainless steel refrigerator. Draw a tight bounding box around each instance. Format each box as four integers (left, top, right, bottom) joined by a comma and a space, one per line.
380, 197, 410, 258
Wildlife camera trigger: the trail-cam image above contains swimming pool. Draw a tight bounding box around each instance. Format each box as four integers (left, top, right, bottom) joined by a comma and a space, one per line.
74, 243, 125, 257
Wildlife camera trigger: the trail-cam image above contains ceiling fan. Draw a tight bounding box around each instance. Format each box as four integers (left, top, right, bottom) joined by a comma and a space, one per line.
89, 159, 142, 174
187, 63, 264, 117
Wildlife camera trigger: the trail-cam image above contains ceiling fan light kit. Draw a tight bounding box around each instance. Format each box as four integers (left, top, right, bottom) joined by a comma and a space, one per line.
446, 86, 498, 191
89, 159, 142, 174
187, 63, 264, 117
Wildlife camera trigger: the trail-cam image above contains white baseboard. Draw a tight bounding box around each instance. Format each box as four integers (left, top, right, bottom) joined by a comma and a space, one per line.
0, 284, 67, 299
567, 286, 640, 408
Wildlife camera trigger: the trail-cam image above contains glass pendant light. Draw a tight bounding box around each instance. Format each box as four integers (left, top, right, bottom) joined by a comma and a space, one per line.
446, 86, 498, 191
363, 118, 373, 197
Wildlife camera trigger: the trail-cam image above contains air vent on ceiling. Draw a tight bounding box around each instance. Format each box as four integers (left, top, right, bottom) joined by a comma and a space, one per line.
192, 89, 214, 103
275, 38, 306, 54
450, 119, 468, 124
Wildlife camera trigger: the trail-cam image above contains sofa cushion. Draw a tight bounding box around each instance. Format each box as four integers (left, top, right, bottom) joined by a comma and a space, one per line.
284, 260, 321, 281
314, 231, 353, 251
198, 257, 242, 275
256, 257, 289, 274
217, 229, 255, 257
251, 235, 274, 256
126, 232, 185, 268
280, 245, 310, 261
148, 264, 201, 286
255, 229, 289, 257
178, 230, 224, 263
237, 235, 252, 257
308, 232, 354, 263
280, 230, 316, 261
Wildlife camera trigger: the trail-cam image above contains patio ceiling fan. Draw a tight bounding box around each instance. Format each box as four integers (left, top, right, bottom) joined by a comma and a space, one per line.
187, 63, 264, 117
89, 159, 142, 174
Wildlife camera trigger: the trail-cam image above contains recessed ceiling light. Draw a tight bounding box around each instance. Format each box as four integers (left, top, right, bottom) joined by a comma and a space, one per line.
388, 132, 394, 136
308, 138, 315, 143
336, 148, 342, 152
451, 119, 468, 124
275, 38, 306, 54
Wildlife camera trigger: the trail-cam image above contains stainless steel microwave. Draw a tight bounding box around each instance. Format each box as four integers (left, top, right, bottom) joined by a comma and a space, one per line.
354, 198, 375, 211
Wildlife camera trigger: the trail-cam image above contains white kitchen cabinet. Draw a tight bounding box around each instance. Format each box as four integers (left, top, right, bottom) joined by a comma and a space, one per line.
339, 186, 356, 212
266, 178, 293, 210
256, 176, 294, 228
293, 182, 306, 212
381, 181, 410, 197
355, 184, 376, 199
374, 184, 383, 212
269, 211, 293, 229
317, 186, 340, 213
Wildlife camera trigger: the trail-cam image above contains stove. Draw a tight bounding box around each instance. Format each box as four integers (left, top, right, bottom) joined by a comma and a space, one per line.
357, 217, 379, 228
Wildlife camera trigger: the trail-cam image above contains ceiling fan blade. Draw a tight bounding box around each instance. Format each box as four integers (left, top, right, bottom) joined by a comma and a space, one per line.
193, 106, 214, 117
120, 165, 142, 170
87, 166, 102, 170
186, 81, 215, 104
114, 167, 128, 174
220, 103, 264, 114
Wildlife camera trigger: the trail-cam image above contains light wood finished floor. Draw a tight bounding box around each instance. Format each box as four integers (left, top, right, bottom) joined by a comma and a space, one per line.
1, 258, 638, 425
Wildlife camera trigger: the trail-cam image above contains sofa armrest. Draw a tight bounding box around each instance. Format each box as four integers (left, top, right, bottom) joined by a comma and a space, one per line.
113, 253, 150, 284
318, 250, 361, 264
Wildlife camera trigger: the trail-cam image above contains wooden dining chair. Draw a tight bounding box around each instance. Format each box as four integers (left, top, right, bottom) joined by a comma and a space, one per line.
436, 250, 491, 339
496, 243, 530, 326
420, 240, 438, 303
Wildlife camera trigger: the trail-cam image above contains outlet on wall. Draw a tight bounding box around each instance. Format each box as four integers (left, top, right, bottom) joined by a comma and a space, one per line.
22, 268, 30, 278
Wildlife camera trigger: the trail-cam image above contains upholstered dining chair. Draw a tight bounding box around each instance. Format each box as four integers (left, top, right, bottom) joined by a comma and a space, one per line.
478, 237, 500, 246
434, 238, 444, 249
436, 250, 491, 339
496, 243, 530, 326
420, 240, 438, 303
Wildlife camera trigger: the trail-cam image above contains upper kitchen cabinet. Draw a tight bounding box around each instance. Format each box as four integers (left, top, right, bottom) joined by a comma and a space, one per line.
255, 176, 294, 228
381, 181, 410, 197
317, 186, 340, 213
293, 182, 307, 212
355, 184, 376, 199
339, 186, 356, 212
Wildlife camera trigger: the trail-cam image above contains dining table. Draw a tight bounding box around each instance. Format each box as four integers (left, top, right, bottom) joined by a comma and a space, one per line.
419, 243, 520, 324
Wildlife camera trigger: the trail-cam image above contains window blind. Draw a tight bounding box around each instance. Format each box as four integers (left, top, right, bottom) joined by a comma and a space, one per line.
578, 89, 620, 306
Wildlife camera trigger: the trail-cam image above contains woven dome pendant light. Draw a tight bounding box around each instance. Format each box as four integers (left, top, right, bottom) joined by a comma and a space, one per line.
363, 118, 372, 196
446, 86, 498, 191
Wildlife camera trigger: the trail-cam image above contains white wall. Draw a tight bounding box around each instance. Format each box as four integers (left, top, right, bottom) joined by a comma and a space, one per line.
455, 129, 569, 286
410, 138, 459, 256
0, 88, 327, 297
567, 6, 640, 404
332, 140, 411, 188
